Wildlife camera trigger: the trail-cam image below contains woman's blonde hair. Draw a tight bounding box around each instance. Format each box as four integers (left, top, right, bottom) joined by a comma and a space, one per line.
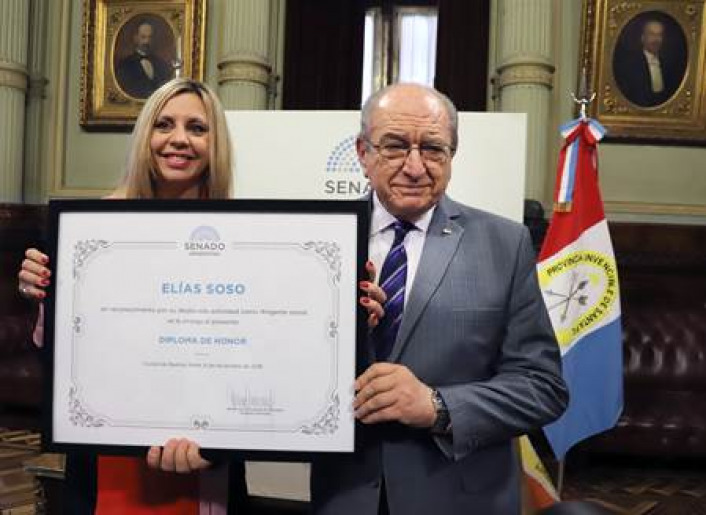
118, 78, 233, 199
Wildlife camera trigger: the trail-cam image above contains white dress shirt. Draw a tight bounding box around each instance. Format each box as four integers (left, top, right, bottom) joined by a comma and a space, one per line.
137, 50, 156, 79
644, 50, 664, 93
369, 193, 436, 306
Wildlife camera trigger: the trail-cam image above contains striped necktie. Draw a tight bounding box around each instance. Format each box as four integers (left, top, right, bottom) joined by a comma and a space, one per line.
373, 220, 416, 361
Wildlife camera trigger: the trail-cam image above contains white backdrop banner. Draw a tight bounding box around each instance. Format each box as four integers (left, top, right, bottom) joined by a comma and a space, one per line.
226, 111, 527, 222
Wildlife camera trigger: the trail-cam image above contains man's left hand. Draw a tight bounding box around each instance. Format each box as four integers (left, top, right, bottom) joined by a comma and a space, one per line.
354, 363, 436, 427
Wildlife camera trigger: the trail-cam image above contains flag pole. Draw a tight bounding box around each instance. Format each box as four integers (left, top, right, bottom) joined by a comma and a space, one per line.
554, 68, 597, 497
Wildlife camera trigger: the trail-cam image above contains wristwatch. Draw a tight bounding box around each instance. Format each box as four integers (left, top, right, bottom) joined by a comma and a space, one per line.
430, 389, 451, 435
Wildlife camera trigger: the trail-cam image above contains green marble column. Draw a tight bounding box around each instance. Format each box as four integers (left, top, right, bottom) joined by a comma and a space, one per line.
0, 0, 30, 202
216, 0, 275, 109
495, 0, 555, 204
23, 0, 49, 203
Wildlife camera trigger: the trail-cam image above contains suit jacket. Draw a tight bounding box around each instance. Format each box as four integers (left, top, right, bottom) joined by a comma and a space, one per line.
115, 53, 172, 99
614, 49, 680, 107
311, 196, 568, 515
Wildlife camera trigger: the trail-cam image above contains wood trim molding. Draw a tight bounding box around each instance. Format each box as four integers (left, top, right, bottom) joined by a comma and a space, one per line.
605, 201, 706, 217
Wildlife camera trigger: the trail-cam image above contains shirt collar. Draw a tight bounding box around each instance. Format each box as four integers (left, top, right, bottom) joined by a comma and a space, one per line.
371, 192, 436, 236
643, 49, 660, 63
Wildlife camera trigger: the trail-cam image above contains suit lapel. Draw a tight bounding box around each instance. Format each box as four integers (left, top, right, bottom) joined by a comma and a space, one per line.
388, 197, 464, 362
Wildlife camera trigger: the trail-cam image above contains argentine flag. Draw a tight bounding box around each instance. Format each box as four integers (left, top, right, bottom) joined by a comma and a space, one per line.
538, 118, 623, 459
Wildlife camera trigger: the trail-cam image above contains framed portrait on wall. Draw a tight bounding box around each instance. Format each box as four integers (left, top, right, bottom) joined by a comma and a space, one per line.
80, 0, 206, 130
580, 0, 706, 143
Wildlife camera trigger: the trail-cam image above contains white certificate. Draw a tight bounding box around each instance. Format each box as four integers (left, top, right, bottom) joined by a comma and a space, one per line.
46, 200, 368, 454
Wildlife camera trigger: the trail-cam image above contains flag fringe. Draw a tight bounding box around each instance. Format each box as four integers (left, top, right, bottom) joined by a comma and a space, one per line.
553, 201, 573, 213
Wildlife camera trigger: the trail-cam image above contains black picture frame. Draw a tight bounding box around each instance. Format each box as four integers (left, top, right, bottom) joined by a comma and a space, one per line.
42, 198, 370, 460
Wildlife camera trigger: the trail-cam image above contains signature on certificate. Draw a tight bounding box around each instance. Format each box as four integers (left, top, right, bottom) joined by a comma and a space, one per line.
228, 387, 281, 414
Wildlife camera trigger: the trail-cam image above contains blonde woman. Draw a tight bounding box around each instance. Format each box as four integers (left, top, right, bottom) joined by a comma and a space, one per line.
19, 78, 246, 514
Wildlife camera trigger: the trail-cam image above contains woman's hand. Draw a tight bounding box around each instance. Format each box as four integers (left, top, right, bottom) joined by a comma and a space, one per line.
360, 260, 386, 329
146, 439, 211, 473
18, 248, 50, 301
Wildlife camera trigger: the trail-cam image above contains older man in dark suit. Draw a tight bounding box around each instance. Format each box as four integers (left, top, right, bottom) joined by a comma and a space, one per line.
310, 83, 568, 514
115, 21, 172, 99
613, 19, 684, 107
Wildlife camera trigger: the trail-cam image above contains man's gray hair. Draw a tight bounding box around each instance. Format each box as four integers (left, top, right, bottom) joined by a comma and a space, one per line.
359, 83, 459, 149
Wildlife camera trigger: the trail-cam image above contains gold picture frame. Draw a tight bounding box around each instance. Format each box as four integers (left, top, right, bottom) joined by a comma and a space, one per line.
580, 0, 706, 143
80, 0, 206, 130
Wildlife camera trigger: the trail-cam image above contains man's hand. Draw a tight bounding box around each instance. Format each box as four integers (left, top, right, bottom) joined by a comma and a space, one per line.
146, 439, 211, 473
354, 363, 436, 427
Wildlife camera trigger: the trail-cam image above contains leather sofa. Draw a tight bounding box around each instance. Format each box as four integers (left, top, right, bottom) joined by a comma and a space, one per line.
579, 222, 706, 458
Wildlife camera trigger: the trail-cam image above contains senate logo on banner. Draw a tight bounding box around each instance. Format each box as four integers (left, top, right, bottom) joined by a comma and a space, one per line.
323, 135, 370, 198
325, 135, 361, 174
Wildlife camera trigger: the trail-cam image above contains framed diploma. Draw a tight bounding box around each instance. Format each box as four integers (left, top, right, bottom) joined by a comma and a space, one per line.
43, 199, 369, 456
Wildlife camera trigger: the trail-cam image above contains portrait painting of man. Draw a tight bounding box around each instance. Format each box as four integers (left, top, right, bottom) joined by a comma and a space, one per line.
612, 11, 688, 108
113, 14, 176, 100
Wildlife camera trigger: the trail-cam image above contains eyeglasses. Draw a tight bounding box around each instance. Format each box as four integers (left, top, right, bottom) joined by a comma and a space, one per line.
365, 139, 455, 164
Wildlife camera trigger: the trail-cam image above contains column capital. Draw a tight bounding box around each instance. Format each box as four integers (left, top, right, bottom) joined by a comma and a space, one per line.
0, 60, 28, 91
218, 53, 272, 88
496, 57, 555, 90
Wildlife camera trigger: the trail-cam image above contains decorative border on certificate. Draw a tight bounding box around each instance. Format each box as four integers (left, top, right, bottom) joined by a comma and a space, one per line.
43, 199, 369, 456
67, 240, 342, 434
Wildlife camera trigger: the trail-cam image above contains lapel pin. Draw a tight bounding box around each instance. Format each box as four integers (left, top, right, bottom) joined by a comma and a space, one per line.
442, 227, 452, 235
